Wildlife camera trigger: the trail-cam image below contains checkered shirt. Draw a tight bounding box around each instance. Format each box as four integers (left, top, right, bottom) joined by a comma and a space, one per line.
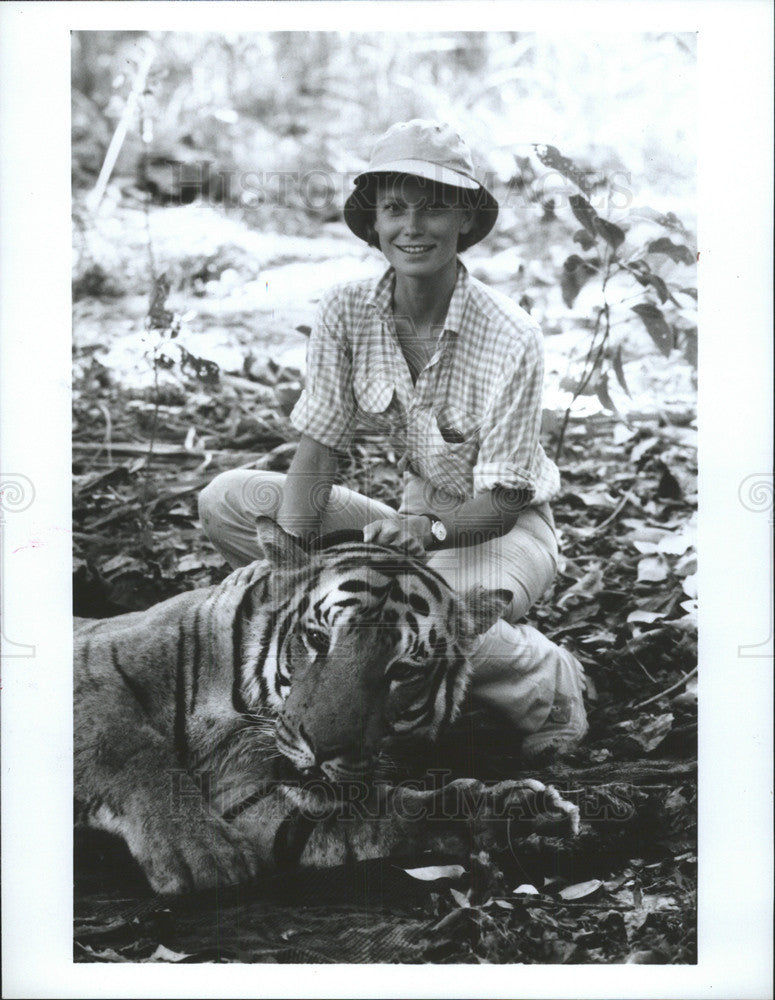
290, 261, 560, 507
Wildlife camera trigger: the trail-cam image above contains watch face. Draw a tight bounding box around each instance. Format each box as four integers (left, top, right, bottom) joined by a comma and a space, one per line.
431, 519, 447, 541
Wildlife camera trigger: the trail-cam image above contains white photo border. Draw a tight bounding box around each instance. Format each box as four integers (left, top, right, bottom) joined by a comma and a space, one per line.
1, 2, 772, 998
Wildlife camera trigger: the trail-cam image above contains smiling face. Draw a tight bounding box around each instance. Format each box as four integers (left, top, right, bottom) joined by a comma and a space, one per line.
372, 174, 474, 283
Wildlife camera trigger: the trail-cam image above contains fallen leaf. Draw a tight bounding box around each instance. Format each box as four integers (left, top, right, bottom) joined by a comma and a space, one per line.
615, 713, 674, 752
682, 573, 697, 598
632, 540, 660, 555
630, 436, 660, 464
573, 490, 618, 509
675, 551, 697, 577
627, 610, 667, 625
671, 676, 698, 708
449, 887, 471, 908
101, 554, 147, 576
148, 944, 191, 962
513, 884, 540, 895
637, 554, 669, 582
658, 531, 695, 556
558, 879, 603, 901
404, 864, 466, 881
177, 552, 227, 573
613, 422, 637, 445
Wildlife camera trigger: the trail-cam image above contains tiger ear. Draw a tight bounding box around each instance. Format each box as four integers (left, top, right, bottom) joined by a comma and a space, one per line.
461, 586, 513, 637
255, 517, 309, 569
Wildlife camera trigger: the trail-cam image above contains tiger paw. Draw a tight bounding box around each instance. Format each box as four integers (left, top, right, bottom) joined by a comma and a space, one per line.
487, 778, 580, 837
131, 812, 259, 895
403, 777, 579, 859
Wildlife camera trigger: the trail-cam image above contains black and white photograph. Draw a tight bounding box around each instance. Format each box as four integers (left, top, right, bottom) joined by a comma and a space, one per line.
1, 3, 772, 998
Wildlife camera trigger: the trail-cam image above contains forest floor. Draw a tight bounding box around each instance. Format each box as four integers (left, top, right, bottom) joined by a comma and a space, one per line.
73, 191, 697, 964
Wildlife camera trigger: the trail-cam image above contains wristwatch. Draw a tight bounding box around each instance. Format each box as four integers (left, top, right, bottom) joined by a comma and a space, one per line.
421, 514, 448, 545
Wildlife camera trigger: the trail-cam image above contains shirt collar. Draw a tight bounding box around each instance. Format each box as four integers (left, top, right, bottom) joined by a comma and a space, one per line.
369, 260, 471, 334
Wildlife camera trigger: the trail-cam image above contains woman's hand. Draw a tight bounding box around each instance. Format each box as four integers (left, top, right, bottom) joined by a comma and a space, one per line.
363, 515, 431, 558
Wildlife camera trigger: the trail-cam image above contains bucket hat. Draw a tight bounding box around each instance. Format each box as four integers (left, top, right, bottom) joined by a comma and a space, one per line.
344, 120, 499, 251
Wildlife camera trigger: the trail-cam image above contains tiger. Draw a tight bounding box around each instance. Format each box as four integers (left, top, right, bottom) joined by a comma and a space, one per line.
75, 516, 579, 895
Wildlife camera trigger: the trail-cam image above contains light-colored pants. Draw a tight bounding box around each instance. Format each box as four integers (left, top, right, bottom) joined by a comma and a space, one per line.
198, 470, 570, 735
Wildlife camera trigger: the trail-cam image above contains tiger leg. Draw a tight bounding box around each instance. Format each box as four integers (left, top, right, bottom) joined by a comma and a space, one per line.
75, 714, 260, 894
198, 469, 396, 567
230, 778, 579, 871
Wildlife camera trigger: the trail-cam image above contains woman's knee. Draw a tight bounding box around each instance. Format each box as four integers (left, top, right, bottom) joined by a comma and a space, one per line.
198, 470, 285, 526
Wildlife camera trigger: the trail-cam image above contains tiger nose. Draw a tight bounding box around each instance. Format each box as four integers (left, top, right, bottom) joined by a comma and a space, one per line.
299, 724, 348, 770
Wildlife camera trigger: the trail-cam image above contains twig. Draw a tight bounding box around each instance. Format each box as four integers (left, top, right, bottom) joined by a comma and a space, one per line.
588, 490, 637, 534
86, 40, 155, 214
74, 441, 202, 458
97, 402, 113, 466
554, 249, 614, 460
633, 666, 698, 710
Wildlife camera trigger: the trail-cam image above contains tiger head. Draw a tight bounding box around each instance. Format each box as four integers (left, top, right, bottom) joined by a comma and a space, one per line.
242, 518, 512, 781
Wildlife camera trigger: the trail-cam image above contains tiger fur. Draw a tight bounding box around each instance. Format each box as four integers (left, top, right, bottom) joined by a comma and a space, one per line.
74, 517, 578, 894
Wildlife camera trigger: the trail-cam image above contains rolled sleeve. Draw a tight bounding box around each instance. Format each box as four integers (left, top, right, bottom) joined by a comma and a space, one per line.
290, 289, 356, 452
472, 331, 545, 497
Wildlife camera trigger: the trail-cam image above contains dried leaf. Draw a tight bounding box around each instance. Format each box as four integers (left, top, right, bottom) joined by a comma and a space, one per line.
404, 864, 466, 881
675, 551, 698, 577
632, 540, 660, 555
101, 554, 146, 577
148, 944, 191, 962
682, 573, 698, 599
657, 531, 695, 556
615, 713, 674, 751
627, 610, 667, 625
449, 887, 471, 908
637, 554, 669, 582
630, 436, 660, 464
573, 490, 618, 509
658, 465, 684, 500
513, 884, 540, 895
613, 422, 637, 444
558, 879, 603, 901
177, 552, 227, 573
671, 675, 698, 708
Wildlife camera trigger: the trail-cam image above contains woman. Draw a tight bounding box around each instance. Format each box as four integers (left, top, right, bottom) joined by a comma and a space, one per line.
199, 120, 587, 756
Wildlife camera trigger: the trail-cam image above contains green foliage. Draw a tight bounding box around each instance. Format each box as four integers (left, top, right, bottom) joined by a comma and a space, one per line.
533, 143, 697, 456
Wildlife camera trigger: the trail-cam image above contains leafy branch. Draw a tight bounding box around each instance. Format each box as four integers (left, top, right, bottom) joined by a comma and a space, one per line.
535, 145, 697, 458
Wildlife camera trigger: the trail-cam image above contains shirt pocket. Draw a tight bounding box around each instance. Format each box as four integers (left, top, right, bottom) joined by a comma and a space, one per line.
431, 403, 480, 447
412, 403, 479, 498
353, 376, 405, 433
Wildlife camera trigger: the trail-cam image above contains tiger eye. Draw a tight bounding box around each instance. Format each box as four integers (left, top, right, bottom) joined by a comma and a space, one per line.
306, 628, 330, 655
